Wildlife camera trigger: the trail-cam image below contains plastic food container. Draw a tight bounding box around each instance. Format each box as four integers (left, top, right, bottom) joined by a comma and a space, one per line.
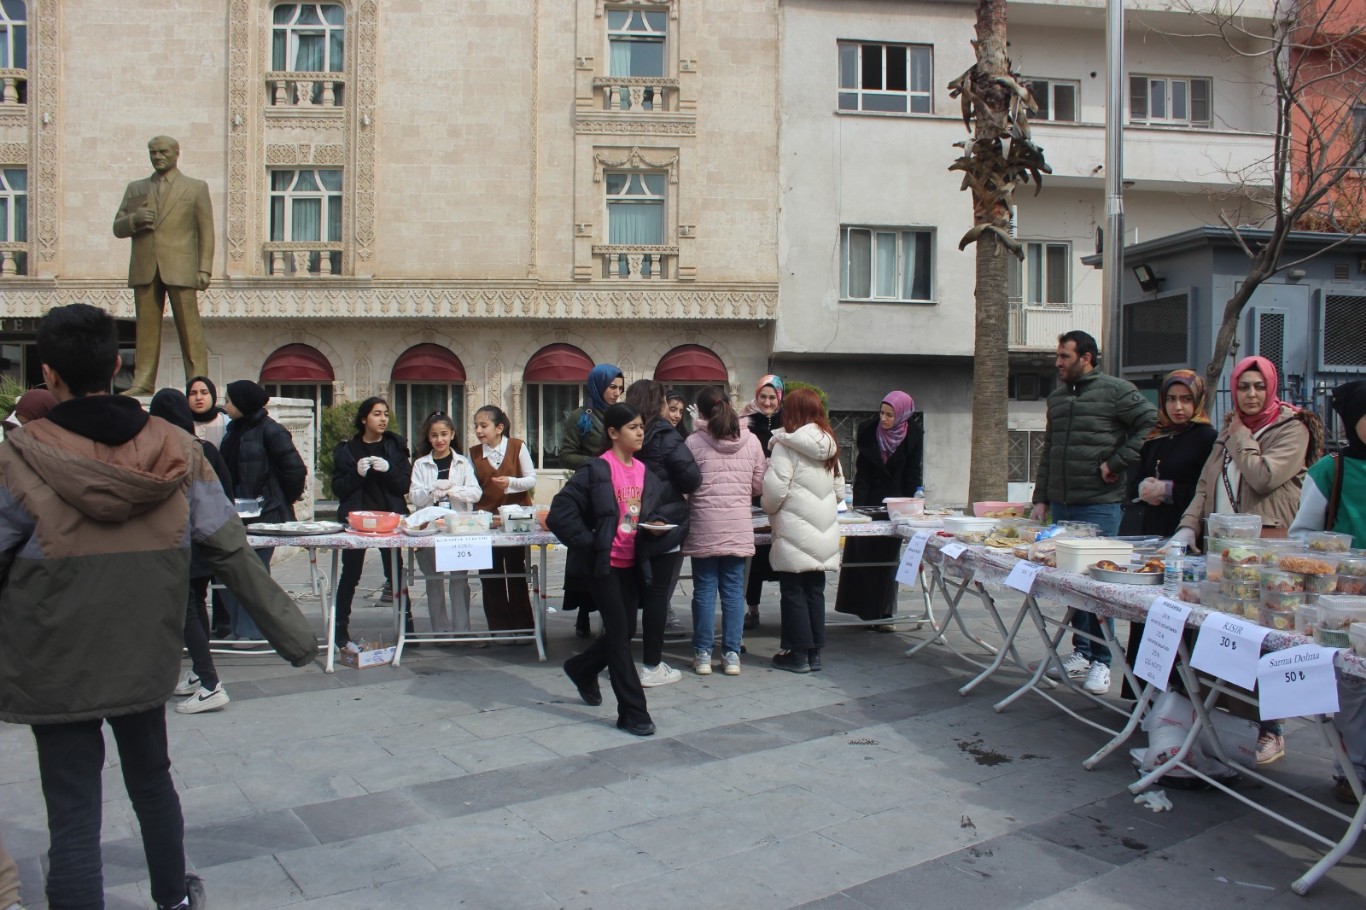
1260, 540, 1309, 567
972, 501, 1030, 518
1295, 531, 1354, 553
1226, 562, 1264, 583
885, 497, 926, 519
1239, 599, 1261, 621
1215, 541, 1267, 566
1057, 521, 1101, 538
1302, 570, 1340, 594
1350, 622, 1366, 656
1277, 553, 1339, 575
1260, 568, 1304, 592
444, 510, 493, 534
346, 510, 403, 533
1054, 538, 1134, 574
1315, 596, 1366, 648
1182, 557, 1207, 583
1221, 579, 1260, 600
1259, 605, 1296, 632
1338, 574, 1366, 595
1295, 603, 1321, 637
1337, 556, 1366, 577
1260, 588, 1304, 611
1207, 513, 1263, 539
1206, 553, 1224, 582
1179, 581, 1203, 604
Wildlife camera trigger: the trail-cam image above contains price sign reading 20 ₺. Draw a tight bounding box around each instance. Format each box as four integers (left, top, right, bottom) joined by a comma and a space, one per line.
435, 535, 495, 572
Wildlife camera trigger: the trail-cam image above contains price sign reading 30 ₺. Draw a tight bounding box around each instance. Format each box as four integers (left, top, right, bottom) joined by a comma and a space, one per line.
435, 535, 494, 572
1189, 611, 1271, 690
1256, 644, 1341, 720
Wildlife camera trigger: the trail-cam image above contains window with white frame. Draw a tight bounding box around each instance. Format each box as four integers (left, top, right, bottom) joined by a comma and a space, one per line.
273, 4, 344, 72
1026, 78, 1078, 123
608, 7, 666, 78
1008, 241, 1071, 305
838, 42, 932, 114
1129, 75, 1210, 127
841, 226, 932, 302
269, 169, 342, 274
0, 0, 24, 106
526, 383, 586, 470
605, 170, 665, 275
0, 167, 26, 276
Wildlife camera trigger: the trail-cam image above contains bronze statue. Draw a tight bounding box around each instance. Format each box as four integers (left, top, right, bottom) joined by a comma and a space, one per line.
113, 136, 214, 395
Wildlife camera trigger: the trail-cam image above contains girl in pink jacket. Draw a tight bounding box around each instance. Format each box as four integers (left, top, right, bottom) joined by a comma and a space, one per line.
683, 387, 767, 676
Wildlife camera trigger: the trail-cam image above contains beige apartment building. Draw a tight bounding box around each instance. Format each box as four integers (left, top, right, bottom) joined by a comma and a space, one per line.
0, 0, 778, 489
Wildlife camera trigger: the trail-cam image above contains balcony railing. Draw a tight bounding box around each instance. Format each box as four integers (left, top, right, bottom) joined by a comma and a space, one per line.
0, 243, 27, 276
590, 76, 679, 113
264, 242, 343, 277
0, 68, 25, 105
265, 72, 346, 108
1009, 301, 1102, 349
592, 244, 677, 280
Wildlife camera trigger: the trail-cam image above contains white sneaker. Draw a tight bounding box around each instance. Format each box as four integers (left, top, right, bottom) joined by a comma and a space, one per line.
693, 650, 713, 675
723, 651, 741, 676
340, 640, 364, 655
639, 662, 683, 687
176, 683, 229, 714
1083, 662, 1111, 695
174, 672, 201, 697
1047, 649, 1091, 680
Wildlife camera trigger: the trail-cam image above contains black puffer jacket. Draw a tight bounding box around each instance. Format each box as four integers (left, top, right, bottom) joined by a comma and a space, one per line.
1034, 370, 1156, 506
331, 432, 412, 522
548, 458, 663, 584
219, 408, 308, 523
851, 415, 923, 507
636, 417, 702, 558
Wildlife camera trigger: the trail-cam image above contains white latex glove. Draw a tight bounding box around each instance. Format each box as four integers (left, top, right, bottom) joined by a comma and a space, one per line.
356, 457, 372, 477
686, 403, 700, 422
1164, 527, 1199, 554
1137, 478, 1172, 506
1029, 503, 1048, 523
370, 457, 390, 473
433, 479, 454, 492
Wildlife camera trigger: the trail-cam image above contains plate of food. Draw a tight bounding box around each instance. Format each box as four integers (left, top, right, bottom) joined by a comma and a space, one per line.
1089, 559, 1164, 585
248, 520, 344, 536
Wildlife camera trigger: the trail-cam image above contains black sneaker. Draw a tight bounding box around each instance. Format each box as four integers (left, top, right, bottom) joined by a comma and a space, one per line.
807, 649, 823, 672
375, 582, 394, 605
772, 649, 810, 673
160, 873, 206, 910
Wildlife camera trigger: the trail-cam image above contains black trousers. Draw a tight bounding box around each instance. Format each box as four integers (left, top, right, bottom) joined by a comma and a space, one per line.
778, 570, 827, 652
640, 551, 683, 666
334, 547, 403, 642
32, 706, 186, 910
564, 566, 651, 726
185, 576, 219, 690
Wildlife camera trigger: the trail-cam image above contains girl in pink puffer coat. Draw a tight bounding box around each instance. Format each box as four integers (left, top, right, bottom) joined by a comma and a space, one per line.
683, 387, 767, 676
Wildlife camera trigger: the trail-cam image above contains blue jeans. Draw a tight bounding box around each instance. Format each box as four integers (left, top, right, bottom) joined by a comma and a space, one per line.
690, 555, 746, 655
1051, 502, 1122, 666
224, 547, 274, 640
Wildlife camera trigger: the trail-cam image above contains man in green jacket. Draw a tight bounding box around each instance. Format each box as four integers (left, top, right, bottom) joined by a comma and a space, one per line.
1029, 330, 1156, 695
0, 305, 319, 910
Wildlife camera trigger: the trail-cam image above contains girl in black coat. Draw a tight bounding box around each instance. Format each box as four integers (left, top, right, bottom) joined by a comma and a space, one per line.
330, 397, 413, 651
550, 404, 667, 736
624, 380, 702, 685
835, 392, 923, 625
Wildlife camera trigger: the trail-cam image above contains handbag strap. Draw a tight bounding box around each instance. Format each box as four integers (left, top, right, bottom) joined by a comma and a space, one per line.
1325, 452, 1345, 531
1219, 449, 1240, 513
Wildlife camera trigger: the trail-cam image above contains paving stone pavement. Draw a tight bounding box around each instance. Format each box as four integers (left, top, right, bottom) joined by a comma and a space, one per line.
2, 546, 1363, 909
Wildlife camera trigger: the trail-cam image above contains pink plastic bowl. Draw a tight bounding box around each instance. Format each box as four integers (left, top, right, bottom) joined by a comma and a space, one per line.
347, 511, 403, 534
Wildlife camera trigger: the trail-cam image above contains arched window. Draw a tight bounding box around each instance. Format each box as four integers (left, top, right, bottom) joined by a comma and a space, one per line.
391, 344, 465, 448
260, 343, 335, 449
524, 343, 594, 469
655, 344, 727, 432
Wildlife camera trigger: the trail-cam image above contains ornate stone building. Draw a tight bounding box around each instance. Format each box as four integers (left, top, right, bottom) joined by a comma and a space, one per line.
0, 0, 778, 492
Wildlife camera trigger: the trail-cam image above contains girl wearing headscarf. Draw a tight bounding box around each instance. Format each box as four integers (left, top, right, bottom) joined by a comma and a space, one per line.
1174, 356, 1319, 549
559, 363, 625, 636
1173, 356, 1320, 767
1128, 370, 1217, 537
834, 391, 924, 627
740, 374, 784, 629
186, 375, 229, 447
1290, 379, 1366, 806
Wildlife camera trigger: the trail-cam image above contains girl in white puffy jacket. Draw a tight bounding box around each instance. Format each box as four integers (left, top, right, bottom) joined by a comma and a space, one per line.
761, 388, 844, 673
409, 411, 482, 634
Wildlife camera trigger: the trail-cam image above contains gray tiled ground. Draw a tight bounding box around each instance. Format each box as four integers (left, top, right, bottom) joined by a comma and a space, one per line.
2, 546, 1364, 909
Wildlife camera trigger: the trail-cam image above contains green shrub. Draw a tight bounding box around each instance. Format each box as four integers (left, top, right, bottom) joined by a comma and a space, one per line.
318, 401, 357, 499
783, 380, 829, 412
0, 375, 26, 420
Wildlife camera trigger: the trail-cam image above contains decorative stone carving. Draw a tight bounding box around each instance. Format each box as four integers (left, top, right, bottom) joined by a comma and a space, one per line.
678, 224, 695, 238
265, 143, 345, 165
510, 382, 523, 439
0, 142, 26, 164
354, 352, 371, 397
353, 0, 379, 262
593, 146, 679, 184
575, 116, 696, 136
595, 0, 676, 18
33, 0, 60, 264
226, 0, 252, 266
574, 222, 593, 237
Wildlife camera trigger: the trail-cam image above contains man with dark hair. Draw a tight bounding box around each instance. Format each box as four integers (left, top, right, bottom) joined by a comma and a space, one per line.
0, 304, 318, 910
1030, 329, 1156, 695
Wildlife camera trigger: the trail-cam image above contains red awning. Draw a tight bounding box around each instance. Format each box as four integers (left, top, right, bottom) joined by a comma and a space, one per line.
259, 344, 335, 382
524, 343, 594, 382
654, 344, 727, 382
391, 344, 466, 382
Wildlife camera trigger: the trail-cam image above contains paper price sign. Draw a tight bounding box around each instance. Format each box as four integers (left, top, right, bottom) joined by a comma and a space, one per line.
1189, 611, 1270, 690
940, 541, 968, 560
434, 535, 494, 572
1257, 645, 1341, 721
1003, 560, 1044, 594
896, 532, 932, 586
1133, 596, 1192, 691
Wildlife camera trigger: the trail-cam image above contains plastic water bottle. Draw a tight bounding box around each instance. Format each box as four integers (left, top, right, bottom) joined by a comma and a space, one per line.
914, 486, 924, 500
1163, 541, 1186, 597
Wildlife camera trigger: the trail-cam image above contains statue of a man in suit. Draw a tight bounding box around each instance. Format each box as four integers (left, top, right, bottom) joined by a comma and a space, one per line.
112, 135, 214, 395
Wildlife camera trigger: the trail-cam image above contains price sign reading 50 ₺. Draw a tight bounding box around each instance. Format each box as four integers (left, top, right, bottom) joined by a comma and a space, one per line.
435, 535, 495, 572
1257, 644, 1340, 721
